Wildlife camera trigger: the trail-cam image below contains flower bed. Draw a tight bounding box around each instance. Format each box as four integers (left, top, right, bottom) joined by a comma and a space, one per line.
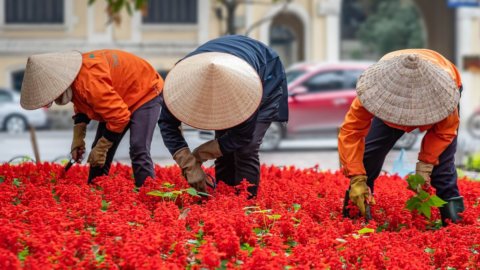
0, 163, 479, 269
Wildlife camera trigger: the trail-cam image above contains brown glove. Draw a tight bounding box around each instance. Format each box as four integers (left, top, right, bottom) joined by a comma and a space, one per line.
173, 147, 207, 192
192, 140, 223, 162
415, 161, 434, 191
349, 175, 374, 216
87, 137, 113, 167
71, 123, 87, 162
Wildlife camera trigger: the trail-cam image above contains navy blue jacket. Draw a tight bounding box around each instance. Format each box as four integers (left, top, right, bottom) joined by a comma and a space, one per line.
159, 35, 288, 155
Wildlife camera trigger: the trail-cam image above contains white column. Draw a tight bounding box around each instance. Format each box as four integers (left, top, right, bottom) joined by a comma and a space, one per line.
197, 0, 210, 44
87, 3, 113, 44
456, 7, 480, 121
317, 0, 341, 61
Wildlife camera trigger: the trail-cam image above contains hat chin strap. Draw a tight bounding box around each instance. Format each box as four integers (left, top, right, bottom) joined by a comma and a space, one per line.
54, 87, 73, 105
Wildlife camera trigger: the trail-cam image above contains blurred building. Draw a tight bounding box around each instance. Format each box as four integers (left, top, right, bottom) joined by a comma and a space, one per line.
0, 0, 479, 121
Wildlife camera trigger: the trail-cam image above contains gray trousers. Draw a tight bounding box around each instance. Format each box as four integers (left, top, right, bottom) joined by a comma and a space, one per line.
214, 122, 271, 197
88, 95, 162, 187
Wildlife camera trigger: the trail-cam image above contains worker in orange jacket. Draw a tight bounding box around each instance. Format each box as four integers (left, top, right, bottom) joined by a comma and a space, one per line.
20, 50, 163, 187
338, 49, 464, 225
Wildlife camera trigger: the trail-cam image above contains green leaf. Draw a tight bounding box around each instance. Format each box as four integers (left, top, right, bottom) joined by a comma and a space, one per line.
134, 0, 145, 9
197, 191, 212, 197
417, 190, 430, 200
162, 182, 175, 188
101, 200, 110, 212
18, 246, 29, 262
0, 176, 5, 183
241, 243, 254, 255
12, 178, 21, 187
147, 190, 167, 197
429, 195, 447, 207
292, 203, 301, 213
407, 174, 425, 190
406, 197, 422, 211
267, 214, 281, 220
424, 247, 435, 254
185, 188, 199, 197
358, 227, 375, 234
88, 0, 96, 5
418, 203, 432, 219
125, 2, 133, 15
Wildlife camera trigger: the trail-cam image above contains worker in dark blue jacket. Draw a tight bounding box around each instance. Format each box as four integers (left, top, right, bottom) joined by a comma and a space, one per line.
158, 35, 288, 197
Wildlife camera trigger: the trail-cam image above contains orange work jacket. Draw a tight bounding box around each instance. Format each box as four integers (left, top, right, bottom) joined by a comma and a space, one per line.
72, 50, 163, 133
338, 49, 462, 177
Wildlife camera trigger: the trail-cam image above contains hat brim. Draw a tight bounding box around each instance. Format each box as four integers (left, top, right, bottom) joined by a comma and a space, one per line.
164, 52, 263, 130
357, 55, 460, 126
21, 51, 82, 110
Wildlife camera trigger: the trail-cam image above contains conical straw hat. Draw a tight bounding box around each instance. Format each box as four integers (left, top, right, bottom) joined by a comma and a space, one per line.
164, 52, 263, 130
21, 51, 82, 110
357, 54, 460, 126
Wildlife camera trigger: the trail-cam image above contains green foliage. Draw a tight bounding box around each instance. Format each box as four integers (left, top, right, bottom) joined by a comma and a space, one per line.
147, 182, 211, 203
12, 178, 21, 187
358, 227, 375, 234
466, 152, 480, 172
357, 0, 425, 56
405, 175, 447, 220
88, 0, 148, 24
18, 246, 29, 262
101, 200, 110, 212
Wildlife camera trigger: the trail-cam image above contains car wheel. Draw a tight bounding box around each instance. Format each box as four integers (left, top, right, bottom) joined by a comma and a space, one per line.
4, 115, 28, 134
467, 112, 480, 139
260, 122, 283, 151
394, 133, 417, 150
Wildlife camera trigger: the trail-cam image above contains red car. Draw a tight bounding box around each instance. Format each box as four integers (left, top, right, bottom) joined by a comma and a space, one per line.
260, 61, 418, 151
200, 62, 418, 151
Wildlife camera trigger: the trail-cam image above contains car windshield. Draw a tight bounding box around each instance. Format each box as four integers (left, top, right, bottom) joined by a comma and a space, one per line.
286, 70, 306, 84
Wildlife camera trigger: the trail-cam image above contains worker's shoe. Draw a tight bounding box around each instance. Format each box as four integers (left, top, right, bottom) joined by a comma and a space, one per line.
439, 196, 464, 226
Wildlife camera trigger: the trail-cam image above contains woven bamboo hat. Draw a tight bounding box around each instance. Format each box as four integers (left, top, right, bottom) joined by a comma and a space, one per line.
163, 52, 262, 130
20, 51, 82, 110
357, 54, 460, 126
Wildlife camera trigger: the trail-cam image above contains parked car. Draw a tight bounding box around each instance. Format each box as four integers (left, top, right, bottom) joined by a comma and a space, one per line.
0, 89, 49, 134
199, 61, 419, 151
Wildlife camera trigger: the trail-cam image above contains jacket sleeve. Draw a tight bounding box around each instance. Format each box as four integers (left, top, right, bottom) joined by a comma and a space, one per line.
418, 109, 459, 165
338, 98, 374, 176
80, 59, 131, 135
217, 113, 258, 154
158, 99, 189, 156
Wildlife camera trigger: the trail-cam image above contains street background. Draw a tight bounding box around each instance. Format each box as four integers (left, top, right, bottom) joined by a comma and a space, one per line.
1, 0, 480, 174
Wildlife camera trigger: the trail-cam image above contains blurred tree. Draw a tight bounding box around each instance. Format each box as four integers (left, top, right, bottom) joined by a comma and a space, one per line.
89, 0, 290, 36
357, 0, 425, 56
88, 0, 148, 25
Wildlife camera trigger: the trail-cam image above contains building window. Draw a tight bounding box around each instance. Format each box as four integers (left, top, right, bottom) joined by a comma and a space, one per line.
5, 0, 64, 24
143, 0, 197, 24
11, 70, 24, 92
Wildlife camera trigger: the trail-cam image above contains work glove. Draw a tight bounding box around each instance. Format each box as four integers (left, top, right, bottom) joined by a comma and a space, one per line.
87, 137, 113, 167
173, 147, 207, 193
349, 175, 374, 216
192, 140, 223, 162
71, 123, 87, 162
415, 161, 434, 192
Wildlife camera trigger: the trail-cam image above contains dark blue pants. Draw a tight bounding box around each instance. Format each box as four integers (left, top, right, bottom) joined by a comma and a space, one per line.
214, 122, 271, 197
364, 117, 460, 200
88, 95, 162, 187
